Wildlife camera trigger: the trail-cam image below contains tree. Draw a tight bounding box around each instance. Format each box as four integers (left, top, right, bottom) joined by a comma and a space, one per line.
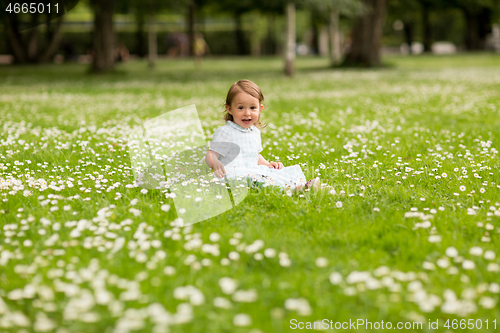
258, 3, 283, 56
147, 15, 157, 67
256, 0, 304, 75
419, 0, 433, 52
284, 2, 296, 75
208, 0, 254, 55
117, 0, 181, 67
303, 0, 363, 65
309, 9, 320, 54
329, 8, 341, 63
183, 0, 211, 56
342, 0, 386, 67
388, 0, 420, 54
414, 0, 499, 51
90, 0, 116, 73
1, 0, 78, 64
453, 0, 499, 50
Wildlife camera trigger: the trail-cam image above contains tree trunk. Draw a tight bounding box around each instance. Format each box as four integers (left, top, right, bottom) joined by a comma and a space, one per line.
284, 2, 295, 76
135, 13, 146, 58
493, 24, 500, 53
403, 21, 414, 54
148, 15, 157, 68
421, 1, 432, 52
26, 14, 39, 61
478, 8, 492, 49
26, 29, 39, 61
187, 1, 195, 56
463, 7, 492, 50
39, 17, 64, 63
342, 0, 386, 67
92, 0, 116, 73
310, 11, 319, 55
251, 30, 261, 57
464, 9, 479, 50
329, 8, 341, 65
264, 14, 277, 55
5, 12, 63, 64
234, 12, 247, 55
6, 14, 28, 63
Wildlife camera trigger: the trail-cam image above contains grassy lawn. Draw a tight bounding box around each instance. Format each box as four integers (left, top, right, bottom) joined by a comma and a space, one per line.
1, 54, 500, 332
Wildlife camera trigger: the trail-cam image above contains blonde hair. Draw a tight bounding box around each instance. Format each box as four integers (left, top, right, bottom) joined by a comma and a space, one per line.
223, 79, 267, 129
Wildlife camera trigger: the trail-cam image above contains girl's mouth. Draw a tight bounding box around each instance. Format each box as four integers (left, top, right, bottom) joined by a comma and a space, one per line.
242, 119, 251, 123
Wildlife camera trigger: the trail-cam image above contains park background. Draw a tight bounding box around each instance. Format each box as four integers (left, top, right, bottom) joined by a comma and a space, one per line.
1, 0, 500, 70
1, 0, 500, 333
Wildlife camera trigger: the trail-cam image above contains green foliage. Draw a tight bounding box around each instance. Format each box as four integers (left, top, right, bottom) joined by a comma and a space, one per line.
301, 0, 364, 16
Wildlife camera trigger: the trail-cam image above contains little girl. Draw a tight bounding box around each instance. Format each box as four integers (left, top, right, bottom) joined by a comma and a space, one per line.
205, 79, 321, 193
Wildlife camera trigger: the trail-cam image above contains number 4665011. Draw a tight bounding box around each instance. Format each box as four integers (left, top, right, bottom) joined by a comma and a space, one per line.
444, 319, 496, 330
5, 2, 59, 14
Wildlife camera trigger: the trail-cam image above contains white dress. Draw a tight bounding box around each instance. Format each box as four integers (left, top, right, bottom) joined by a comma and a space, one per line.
209, 120, 307, 190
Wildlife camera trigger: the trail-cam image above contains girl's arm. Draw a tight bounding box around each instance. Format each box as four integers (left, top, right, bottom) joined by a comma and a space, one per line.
258, 154, 284, 169
205, 150, 226, 178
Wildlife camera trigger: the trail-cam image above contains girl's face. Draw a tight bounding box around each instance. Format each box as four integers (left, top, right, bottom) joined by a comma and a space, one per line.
226, 92, 263, 129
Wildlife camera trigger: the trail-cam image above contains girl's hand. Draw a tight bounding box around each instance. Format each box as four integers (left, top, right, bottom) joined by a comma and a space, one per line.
268, 162, 284, 170
206, 151, 226, 179
213, 161, 227, 179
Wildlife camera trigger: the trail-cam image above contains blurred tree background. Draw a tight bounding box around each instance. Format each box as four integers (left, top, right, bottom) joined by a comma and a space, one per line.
0, 0, 499, 72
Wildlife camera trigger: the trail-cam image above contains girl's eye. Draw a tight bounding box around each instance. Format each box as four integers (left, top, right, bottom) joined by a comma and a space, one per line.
238, 107, 243, 109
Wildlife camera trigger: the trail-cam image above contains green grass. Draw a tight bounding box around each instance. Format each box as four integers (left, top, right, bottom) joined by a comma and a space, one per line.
1, 54, 500, 332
